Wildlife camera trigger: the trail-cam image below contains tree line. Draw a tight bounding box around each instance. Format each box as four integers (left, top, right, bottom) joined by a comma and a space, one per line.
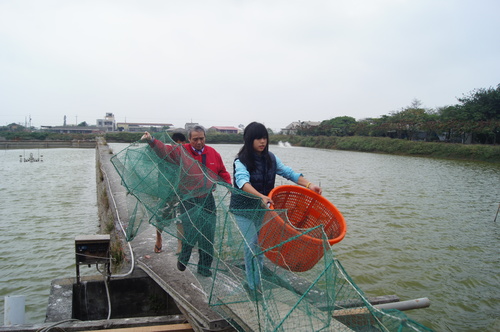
2, 84, 498, 145
296, 84, 500, 144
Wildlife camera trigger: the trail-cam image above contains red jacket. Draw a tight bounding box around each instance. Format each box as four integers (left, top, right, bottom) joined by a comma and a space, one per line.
182, 143, 231, 184
149, 139, 231, 186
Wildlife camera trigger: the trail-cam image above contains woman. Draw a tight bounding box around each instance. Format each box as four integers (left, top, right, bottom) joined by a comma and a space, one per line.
230, 122, 322, 298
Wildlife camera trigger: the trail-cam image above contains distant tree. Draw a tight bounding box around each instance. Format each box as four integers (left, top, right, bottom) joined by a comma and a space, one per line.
0, 123, 26, 132
316, 116, 356, 136
387, 99, 431, 140
303, 85, 500, 144
78, 121, 88, 126
456, 84, 500, 144
351, 119, 370, 136
435, 105, 463, 142
409, 98, 423, 109
372, 115, 393, 137
432, 85, 500, 143
456, 84, 500, 122
295, 121, 320, 136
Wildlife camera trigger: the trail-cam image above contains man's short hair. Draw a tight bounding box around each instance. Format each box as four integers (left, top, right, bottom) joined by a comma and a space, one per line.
188, 126, 206, 139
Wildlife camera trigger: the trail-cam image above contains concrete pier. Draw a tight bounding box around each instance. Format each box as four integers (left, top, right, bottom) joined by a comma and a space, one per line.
96, 139, 232, 332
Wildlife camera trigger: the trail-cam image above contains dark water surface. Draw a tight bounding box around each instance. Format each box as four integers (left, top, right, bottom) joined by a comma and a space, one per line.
1, 144, 498, 331
215, 144, 500, 332
0, 148, 99, 325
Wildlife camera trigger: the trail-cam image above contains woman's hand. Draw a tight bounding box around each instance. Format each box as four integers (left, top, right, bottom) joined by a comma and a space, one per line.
261, 195, 273, 208
299, 177, 322, 195
309, 184, 322, 195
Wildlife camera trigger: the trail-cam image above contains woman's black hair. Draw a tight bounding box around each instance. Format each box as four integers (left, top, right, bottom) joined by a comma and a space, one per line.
237, 122, 272, 172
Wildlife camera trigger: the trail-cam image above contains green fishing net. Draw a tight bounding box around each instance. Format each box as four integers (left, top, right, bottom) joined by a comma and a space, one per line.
110, 132, 433, 332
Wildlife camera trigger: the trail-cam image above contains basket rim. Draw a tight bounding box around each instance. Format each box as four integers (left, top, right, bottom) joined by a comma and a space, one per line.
268, 185, 347, 244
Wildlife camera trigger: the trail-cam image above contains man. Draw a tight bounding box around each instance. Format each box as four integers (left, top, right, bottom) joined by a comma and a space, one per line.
142, 126, 231, 277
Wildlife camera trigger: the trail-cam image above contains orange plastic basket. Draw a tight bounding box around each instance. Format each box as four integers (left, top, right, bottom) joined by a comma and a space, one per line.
258, 185, 347, 272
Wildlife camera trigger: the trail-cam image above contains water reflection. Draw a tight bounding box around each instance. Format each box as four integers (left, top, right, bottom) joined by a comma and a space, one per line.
0, 148, 99, 324
1, 143, 498, 331
213, 144, 500, 332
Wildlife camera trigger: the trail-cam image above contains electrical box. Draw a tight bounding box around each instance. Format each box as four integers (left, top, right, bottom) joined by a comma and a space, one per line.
75, 234, 111, 265
75, 235, 111, 284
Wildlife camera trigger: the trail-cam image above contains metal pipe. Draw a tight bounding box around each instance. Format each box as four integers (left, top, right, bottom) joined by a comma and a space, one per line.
333, 297, 431, 323
375, 297, 431, 311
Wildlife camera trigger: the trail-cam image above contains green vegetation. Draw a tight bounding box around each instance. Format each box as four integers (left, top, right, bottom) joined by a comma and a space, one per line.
274, 135, 500, 163
0, 130, 95, 141
204, 133, 244, 144
297, 84, 500, 145
104, 132, 143, 142
2, 85, 498, 162
1, 128, 498, 162
105, 215, 115, 233
110, 237, 124, 270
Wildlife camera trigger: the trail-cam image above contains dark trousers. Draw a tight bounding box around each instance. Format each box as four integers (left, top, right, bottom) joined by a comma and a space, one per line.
178, 194, 216, 272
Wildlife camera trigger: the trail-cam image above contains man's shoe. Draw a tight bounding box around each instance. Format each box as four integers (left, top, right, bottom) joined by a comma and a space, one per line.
177, 260, 186, 271
197, 267, 212, 277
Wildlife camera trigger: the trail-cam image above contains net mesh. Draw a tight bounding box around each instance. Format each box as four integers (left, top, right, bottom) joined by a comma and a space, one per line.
110, 133, 433, 332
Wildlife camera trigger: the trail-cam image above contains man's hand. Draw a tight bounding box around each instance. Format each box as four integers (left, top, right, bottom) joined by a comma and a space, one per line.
141, 131, 152, 142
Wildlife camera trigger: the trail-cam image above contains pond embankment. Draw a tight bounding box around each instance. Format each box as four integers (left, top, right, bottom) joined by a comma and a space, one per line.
270, 135, 500, 163
0, 140, 96, 149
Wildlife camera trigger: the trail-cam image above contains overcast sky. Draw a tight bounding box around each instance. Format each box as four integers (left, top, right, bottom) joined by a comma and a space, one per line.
1, 0, 499, 132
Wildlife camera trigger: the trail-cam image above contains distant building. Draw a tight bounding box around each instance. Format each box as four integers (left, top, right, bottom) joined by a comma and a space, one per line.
166, 127, 187, 135
281, 121, 320, 135
207, 126, 240, 134
184, 123, 200, 131
116, 122, 173, 132
96, 113, 116, 132
40, 125, 105, 134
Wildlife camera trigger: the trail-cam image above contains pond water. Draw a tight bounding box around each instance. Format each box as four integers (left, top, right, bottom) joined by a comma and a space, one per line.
0, 148, 99, 325
1, 143, 498, 331
214, 143, 500, 332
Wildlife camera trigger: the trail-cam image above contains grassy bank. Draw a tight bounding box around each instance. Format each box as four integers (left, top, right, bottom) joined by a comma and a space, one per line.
103, 132, 499, 163
5, 131, 497, 163
270, 135, 500, 163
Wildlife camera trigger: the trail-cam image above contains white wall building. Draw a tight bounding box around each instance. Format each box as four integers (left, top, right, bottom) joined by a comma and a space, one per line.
96, 113, 116, 132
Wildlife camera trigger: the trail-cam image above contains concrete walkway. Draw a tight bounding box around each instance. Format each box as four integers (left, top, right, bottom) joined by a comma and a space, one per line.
98, 140, 233, 332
